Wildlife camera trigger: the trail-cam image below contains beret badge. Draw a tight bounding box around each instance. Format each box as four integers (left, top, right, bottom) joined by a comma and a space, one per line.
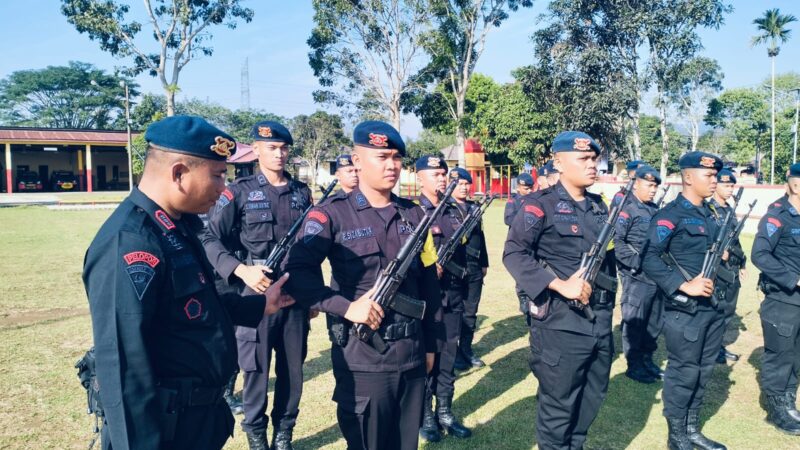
258, 126, 273, 138
573, 138, 592, 151
368, 133, 388, 147
211, 136, 235, 157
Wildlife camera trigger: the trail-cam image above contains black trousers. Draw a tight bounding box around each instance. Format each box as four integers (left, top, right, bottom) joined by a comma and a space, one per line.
662, 303, 725, 419
427, 308, 462, 397
721, 279, 741, 339
528, 325, 613, 450
237, 305, 309, 434
333, 365, 426, 450
760, 298, 800, 396
461, 275, 483, 333
619, 273, 661, 362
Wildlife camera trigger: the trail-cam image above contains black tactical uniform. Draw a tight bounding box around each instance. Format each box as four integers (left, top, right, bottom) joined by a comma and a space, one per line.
201, 171, 312, 446
283, 187, 442, 450
85, 188, 267, 450
504, 179, 616, 450
614, 168, 663, 383
752, 189, 800, 434
504, 192, 526, 226
641, 153, 728, 450
458, 198, 489, 368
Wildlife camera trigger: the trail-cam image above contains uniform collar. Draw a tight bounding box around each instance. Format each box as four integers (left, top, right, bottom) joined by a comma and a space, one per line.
256, 171, 293, 187
129, 187, 202, 234
775, 195, 800, 216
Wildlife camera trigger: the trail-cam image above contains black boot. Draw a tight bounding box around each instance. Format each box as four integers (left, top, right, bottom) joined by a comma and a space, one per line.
272, 429, 293, 450
785, 392, 800, 422
686, 409, 726, 450
246, 430, 269, 450
224, 373, 244, 415
419, 392, 441, 442
625, 357, 656, 384
460, 328, 485, 368
666, 417, 692, 450
642, 353, 664, 380
453, 350, 471, 371
766, 394, 800, 435
436, 395, 472, 438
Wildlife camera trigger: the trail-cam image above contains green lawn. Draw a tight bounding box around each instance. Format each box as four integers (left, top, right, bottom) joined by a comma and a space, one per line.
0, 202, 792, 449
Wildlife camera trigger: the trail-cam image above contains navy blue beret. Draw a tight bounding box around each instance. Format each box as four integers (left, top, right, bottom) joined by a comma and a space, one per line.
678, 151, 722, 171
415, 155, 448, 172
451, 167, 473, 184
626, 160, 645, 171
551, 131, 600, 155
251, 120, 293, 145
635, 164, 661, 184
335, 154, 353, 170
517, 172, 534, 186
353, 120, 405, 156
145, 115, 236, 161
717, 168, 737, 184
789, 163, 800, 178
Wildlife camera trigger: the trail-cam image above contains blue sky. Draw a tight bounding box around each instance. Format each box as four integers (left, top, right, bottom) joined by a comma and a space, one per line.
0, 0, 798, 138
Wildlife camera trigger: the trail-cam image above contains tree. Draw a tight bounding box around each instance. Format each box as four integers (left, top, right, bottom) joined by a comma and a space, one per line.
668, 56, 723, 151
752, 8, 797, 184
308, 0, 429, 130
404, 129, 453, 166
291, 111, 348, 190
639, 114, 683, 175
129, 93, 167, 129
62, 0, 254, 116
0, 61, 136, 129
408, 0, 533, 167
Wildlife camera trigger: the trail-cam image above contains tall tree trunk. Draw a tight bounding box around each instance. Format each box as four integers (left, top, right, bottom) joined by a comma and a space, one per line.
455, 90, 466, 168
390, 101, 401, 132
770, 55, 776, 184
166, 89, 176, 117
658, 93, 670, 181
690, 118, 699, 151
631, 108, 642, 160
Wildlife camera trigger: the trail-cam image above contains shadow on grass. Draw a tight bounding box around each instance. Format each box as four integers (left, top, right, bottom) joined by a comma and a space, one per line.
292, 423, 341, 449
303, 348, 332, 382
473, 315, 528, 361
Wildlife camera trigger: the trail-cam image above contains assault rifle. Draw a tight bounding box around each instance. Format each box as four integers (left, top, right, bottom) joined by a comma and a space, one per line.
263, 179, 338, 279
699, 187, 744, 307
436, 192, 495, 277
354, 176, 459, 352
575, 178, 636, 321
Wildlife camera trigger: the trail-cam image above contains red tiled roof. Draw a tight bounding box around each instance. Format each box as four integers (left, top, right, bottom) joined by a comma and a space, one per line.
0, 127, 135, 144
228, 143, 257, 163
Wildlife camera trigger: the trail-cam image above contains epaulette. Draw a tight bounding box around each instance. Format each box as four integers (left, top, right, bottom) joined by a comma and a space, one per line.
230, 174, 256, 185
394, 195, 419, 209
120, 204, 150, 233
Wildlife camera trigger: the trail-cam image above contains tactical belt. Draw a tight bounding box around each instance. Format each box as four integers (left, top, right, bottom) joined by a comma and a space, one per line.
465, 246, 481, 260
380, 320, 419, 341
156, 378, 225, 408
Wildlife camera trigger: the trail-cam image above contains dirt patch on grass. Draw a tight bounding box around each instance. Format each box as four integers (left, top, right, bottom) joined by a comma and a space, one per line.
0, 307, 89, 329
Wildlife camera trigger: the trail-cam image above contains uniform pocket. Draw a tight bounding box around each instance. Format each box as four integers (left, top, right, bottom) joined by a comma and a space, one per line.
554, 221, 584, 238
235, 326, 259, 372
244, 210, 274, 242
683, 326, 700, 343
343, 236, 381, 259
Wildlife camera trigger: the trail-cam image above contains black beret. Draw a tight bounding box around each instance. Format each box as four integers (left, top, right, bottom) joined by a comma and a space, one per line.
789, 163, 800, 178
145, 115, 236, 161
451, 167, 473, 184
335, 154, 353, 170
551, 131, 600, 155
626, 160, 645, 171
415, 155, 448, 172
537, 160, 557, 177
716, 168, 737, 184
251, 120, 293, 145
353, 120, 405, 156
517, 173, 534, 186
678, 151, 722, 171
635, 164, 661, 184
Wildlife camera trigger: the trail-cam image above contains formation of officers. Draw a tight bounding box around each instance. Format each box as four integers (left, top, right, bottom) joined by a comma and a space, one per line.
81, 113, 800, 450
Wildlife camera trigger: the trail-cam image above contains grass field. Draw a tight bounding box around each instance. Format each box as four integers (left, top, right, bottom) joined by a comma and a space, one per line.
0, 202, 794, 449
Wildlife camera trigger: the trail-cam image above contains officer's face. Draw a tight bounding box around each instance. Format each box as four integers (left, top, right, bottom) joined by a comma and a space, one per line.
517, 184, 532, 195
537, 177, 550, 190
417, 169, 447, 196
254, 141, 289, 172
716, 182, 734, 200
685, 168, 717, 198
336, 166, 359, 191
546, 173, 560, 187
634, 179, 658, 203
555, 152, 597, 188
787, 176, 800, 195
177, 159, 228, 213
352, 147, 401, 192
453, 180, 471, 201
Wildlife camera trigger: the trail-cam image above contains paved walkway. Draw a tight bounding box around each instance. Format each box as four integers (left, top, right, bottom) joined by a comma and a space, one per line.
0, 193, 59, 206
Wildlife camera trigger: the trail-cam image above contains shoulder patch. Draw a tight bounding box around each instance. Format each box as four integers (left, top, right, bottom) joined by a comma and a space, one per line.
307, 210, 328, 224
123, 251, 160, 268
524, 204, 544, 217
125, 264, 155, 301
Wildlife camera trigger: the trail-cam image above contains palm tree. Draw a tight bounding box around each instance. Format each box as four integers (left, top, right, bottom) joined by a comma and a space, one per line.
752, 8, 797, 184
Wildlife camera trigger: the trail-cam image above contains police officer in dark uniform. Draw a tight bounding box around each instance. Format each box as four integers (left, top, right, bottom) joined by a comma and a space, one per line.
283, 121, 442, 450
614, 164, 664, 384
708, 168, 746, 364
334, 154, 359, 194
537, 160, 559, 191
641, 151, 727, 450
416, 159, 472, 442
83, 115, 294, 450
455, 169, 489, 370
611, 160, 645, 208
201, 121, 312, 450
503, 131, 615, 450
504, 172, 533, 226
752, 163, 800, 435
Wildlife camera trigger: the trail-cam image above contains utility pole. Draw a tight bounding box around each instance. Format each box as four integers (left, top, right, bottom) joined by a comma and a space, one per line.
123, 81, 133, 191
793, 88, 800, 165
241, 57, 251, 111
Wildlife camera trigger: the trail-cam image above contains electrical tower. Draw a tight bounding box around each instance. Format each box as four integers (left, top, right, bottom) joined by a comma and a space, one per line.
241, 57, 251, 111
